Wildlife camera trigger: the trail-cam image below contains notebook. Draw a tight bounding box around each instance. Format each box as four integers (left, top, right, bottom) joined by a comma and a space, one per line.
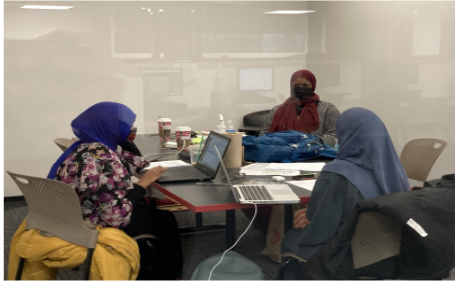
215, 146, 300, 205
156, 131, 231, 183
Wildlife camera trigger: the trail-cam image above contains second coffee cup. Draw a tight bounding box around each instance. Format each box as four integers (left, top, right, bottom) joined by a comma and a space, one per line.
175, 126, 192, 150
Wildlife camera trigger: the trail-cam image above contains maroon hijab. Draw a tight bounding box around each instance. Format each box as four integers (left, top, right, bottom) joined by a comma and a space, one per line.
269, 70, 320, 133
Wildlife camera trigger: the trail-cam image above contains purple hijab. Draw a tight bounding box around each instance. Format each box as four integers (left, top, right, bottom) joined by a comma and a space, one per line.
322, 107, 409, 199
47, 102, 136, 179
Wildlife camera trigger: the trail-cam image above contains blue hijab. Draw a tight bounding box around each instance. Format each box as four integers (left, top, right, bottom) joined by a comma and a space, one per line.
47, 102, 136, 179
322, 107, 409, 199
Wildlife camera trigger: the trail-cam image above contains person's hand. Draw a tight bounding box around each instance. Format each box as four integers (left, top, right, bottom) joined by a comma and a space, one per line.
136, 166, 168, 189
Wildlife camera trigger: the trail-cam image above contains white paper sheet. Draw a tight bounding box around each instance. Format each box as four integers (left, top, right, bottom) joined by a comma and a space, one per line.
239, 163, 270, 175
240, 163, 300, 176
266, 162, 325, 172
239, 162, 322, 176
143, 160, 190, 170
260, 169, 300, 176
285, 180, 317, 191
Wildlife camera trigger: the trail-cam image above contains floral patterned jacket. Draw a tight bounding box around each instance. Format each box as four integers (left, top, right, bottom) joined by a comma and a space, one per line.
55, 142, 148, 229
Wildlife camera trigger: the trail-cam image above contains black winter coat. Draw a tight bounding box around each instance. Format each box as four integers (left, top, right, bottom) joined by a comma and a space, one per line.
302, 174, 455, 280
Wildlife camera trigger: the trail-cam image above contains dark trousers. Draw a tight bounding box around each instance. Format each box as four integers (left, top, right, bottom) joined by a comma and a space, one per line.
122, 205, 183, 280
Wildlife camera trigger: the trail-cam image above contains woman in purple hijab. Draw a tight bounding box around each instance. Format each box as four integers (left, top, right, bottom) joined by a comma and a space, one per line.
282, 107, 410, 261
48, 102, 182, 280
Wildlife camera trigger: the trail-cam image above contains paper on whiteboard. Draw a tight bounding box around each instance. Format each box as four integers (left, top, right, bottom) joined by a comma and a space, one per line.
286, 180, 317, 191
143, 160, 190, 170
266, 162, 326, 172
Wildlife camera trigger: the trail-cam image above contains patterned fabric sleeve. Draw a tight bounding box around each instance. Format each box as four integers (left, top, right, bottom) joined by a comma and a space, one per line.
117, 149, 149, 176
259, 105, 280, 136
320, 102, 340, 146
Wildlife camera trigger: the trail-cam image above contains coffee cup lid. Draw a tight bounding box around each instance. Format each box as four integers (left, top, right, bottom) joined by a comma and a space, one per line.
175, 126, 191, 131
158, 118, 172, 122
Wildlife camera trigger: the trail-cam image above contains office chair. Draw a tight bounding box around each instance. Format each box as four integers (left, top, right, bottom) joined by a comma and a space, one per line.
278, 211, 402, 280
53, 138, 77, 152
7, 171, 156, 280
278, 187, 454, 280
238, 110, 271, 136
400, 138, 447, 182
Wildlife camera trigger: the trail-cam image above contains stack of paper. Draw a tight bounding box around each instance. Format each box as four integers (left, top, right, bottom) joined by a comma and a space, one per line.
261, 168, 300, 175
240, 162, 325, 176
266, 163, 326, 172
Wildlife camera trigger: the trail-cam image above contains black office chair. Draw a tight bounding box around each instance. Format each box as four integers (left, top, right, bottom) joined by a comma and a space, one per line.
278, 187, 455, 280
238, 110, 271, 136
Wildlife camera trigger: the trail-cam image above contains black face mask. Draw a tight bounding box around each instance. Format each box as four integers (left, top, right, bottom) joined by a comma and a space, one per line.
127, 127, 137, 142
291, 86, 314, 100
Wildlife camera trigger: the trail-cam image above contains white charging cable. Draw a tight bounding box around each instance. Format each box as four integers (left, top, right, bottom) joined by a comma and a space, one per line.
207, 203, 258, 281
143, 147, 184, 162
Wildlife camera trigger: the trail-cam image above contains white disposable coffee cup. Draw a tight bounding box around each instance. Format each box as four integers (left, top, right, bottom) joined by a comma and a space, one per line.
175, 126, 192, 150
158, 118, 172, 146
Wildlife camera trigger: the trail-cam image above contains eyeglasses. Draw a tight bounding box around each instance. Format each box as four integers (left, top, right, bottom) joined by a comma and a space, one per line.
223, 173, 245, 181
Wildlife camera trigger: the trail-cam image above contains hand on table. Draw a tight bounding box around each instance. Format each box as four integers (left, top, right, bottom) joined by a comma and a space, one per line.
136, 166, 168, 189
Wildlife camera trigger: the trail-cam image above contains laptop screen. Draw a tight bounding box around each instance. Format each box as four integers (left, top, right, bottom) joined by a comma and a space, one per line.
197, 134, 230, 171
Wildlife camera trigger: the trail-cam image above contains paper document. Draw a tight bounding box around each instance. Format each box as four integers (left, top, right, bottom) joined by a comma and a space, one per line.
286, 180, 317, 191
143, 160, 190, 170
241, 163, 300, 176
240, 162, 325, 176
260, 169, 300, 176
266, 163, 326, 172
241, 163, 271, 171
239, 163, 270, 175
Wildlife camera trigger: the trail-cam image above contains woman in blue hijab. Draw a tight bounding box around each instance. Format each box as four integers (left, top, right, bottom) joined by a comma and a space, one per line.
282, 107, 409, 261
48, 102, 182, 280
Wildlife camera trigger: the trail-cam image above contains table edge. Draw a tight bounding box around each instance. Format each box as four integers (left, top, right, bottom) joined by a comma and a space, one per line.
153, 182, 310, 213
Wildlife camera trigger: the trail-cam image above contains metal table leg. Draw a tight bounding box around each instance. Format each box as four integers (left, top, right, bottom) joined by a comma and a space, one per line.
195, 212, 203, 228
226, 210, 236, 249
178, 211, 226, 234
284, 204, 294, 233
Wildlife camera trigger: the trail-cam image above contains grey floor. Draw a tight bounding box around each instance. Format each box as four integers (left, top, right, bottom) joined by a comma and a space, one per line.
5, 201, 455, 280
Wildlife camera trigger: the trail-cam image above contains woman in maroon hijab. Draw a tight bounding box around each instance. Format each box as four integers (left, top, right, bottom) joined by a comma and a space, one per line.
246, 70, 340, 239
259, 70, 339, 147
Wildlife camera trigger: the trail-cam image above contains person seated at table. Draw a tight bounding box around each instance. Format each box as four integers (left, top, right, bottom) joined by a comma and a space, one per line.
244, 69, 340, 236
281, 107, 410, 262
47, 101, 182, 280
259, 69, 340, 147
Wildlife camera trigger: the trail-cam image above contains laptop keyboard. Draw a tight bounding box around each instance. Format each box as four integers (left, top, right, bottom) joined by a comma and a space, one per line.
238, 185, 273, 201
168, 166, 209, 180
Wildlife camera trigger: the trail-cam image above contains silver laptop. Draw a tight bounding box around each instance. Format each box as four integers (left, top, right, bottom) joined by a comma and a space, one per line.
215, 146, 300, 205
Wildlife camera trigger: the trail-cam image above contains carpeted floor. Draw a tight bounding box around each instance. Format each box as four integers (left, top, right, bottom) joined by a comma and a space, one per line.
4, 201, 455, 280
4, 201, 280, 280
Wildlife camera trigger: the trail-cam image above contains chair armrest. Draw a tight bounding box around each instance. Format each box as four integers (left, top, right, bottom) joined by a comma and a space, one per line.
282, 252, 307, 263
132, 234, 157, 240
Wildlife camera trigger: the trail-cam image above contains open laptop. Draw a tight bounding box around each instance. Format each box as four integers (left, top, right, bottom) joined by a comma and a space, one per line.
157, 131, 231, 183
215, 146, 300, 205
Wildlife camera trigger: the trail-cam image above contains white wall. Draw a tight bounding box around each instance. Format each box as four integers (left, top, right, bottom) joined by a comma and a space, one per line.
4, 1, 455, 196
